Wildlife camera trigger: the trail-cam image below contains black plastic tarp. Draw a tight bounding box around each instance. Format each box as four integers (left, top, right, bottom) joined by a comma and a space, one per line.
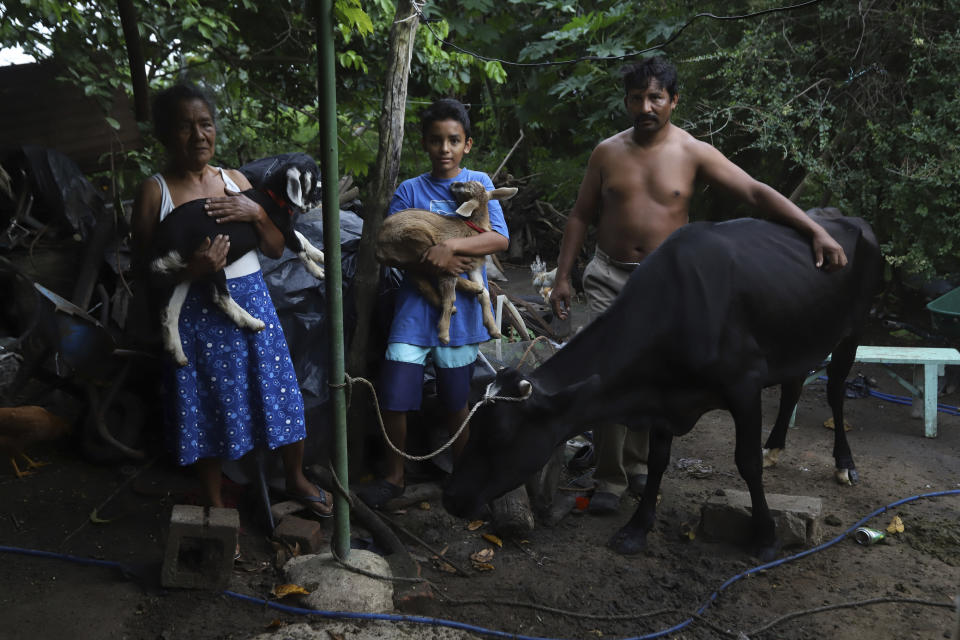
0, 144, 102, 241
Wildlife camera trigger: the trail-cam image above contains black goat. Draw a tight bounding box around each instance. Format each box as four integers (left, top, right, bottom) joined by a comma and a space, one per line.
151, 155, 325, 367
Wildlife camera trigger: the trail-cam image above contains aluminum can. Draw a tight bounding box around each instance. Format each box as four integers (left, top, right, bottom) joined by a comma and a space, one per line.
853, 526, 885, 545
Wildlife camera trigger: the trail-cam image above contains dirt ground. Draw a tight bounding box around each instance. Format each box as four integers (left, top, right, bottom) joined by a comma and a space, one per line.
2, 263, 960, 640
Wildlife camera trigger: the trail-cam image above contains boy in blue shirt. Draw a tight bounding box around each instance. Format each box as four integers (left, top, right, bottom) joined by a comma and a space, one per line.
357, 98, 509, 508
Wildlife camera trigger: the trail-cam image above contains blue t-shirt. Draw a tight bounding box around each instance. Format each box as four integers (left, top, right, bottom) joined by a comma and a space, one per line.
387, 168, 509, 347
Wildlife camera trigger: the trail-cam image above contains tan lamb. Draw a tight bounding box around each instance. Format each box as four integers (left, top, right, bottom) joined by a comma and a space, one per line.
376, 181, 517, 344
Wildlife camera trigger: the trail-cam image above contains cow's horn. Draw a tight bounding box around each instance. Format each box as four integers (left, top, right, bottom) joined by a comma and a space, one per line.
518, 379, 532, 398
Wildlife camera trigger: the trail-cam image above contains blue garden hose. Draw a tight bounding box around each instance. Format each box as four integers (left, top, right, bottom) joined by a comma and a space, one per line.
2, 488, 957, 640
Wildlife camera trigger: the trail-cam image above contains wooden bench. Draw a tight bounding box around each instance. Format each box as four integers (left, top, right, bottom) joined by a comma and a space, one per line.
798, 346, 960, 437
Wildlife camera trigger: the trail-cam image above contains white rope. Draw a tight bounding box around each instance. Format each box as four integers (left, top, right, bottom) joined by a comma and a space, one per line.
348, 375, 532, 462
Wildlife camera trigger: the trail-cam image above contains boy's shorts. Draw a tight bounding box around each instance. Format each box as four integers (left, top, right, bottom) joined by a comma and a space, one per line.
379, 342, 478, 413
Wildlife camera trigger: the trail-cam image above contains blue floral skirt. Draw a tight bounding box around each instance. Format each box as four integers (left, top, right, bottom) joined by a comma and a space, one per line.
163, 271, 306, 466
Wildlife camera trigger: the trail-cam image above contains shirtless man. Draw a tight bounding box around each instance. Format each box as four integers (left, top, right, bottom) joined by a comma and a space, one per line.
550, 56, 847, 515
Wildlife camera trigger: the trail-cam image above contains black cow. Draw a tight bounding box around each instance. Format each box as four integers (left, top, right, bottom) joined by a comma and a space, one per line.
151, 154, 325, 367
443, 213, 882, 560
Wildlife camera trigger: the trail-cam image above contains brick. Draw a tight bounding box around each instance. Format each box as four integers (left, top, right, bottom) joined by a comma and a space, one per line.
274, 515, 327, 554
392, 579, 435, 613
270, 499, 306, 522
700, 489, 822, 548
161, 505, 239, 590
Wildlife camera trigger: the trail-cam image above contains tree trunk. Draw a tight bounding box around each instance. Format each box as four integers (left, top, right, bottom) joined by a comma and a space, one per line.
345, 1, 419, 375
115, 0, 149, 122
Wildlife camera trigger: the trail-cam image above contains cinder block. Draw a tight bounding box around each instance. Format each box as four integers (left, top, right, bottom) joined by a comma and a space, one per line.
274, 515, 327, 554
161, 505, 239, 589
700, 489, 822, 548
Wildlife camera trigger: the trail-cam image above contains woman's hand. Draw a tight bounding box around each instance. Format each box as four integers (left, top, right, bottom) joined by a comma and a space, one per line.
186, 234, 230, 279
204, 188, 265, 225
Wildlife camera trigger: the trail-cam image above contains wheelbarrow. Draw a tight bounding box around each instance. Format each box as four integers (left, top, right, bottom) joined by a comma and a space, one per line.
32, 282, 150, 459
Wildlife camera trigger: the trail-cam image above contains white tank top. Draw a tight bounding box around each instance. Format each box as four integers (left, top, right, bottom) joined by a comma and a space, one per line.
151, 167, 261, 278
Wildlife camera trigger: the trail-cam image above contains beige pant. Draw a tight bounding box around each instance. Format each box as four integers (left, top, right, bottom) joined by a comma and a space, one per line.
583, 249, 649, 496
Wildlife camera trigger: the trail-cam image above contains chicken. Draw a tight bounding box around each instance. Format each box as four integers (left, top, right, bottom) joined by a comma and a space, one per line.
530, 255, 556, 305
0, 406, 72, 478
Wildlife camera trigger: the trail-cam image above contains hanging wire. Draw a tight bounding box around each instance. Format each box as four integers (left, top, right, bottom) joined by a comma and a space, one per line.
410, 0, 829, 68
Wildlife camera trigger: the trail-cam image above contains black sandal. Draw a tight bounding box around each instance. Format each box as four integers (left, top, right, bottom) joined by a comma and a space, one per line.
356, 479, 404, 509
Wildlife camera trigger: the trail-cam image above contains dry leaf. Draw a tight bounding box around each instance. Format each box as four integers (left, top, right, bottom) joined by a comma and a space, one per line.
472, 562, 495, 571
887, 515, 905, 534
471, 548, 495, 563
419, 501, 431, 510
434, 559, 458, 573
481, 533, 503, 547
265, 619, 287, 630
271, 583, 310, 598
89, 509, 118, 524
466, 520, 485, 531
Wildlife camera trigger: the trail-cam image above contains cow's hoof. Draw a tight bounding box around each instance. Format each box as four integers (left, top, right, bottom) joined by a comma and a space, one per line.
754, 539, 782, 563
762, 447, 782, 468
835, 467, 859, 485
607, 527, 647, 555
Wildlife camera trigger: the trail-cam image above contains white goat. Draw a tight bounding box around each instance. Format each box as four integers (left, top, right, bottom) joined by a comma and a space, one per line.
376, 181, 517, 344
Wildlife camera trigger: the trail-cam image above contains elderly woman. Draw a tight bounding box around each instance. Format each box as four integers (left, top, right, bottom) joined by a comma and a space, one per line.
131, 82, 331, 518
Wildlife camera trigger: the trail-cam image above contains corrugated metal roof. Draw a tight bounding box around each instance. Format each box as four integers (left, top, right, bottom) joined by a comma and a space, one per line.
0, 60, 143, 175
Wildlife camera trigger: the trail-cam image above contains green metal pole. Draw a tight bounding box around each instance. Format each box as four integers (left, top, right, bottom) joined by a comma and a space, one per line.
316, 0, 349, 559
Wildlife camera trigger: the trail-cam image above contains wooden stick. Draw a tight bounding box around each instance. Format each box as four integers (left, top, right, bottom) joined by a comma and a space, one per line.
491, 130, 525, 183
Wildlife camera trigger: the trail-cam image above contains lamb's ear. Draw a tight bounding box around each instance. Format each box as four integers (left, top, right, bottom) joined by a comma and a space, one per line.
456, 199, 480, 217
285, 167, 305, 209
490, 187, 518, 202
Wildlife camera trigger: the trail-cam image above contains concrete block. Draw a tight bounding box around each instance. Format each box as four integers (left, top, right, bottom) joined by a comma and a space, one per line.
161, 505, 239, 590
700, 489, 822, 548
274, 515, 326, 554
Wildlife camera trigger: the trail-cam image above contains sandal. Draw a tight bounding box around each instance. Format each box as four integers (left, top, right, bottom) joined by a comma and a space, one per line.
355, 479, 404, 509
286, 482, 334, 518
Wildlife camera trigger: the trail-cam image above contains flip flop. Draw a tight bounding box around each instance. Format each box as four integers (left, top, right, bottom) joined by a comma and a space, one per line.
286, 483, 333, 518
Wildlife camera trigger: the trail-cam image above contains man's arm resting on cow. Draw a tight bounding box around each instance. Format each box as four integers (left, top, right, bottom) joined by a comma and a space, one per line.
695, 142, 847, 271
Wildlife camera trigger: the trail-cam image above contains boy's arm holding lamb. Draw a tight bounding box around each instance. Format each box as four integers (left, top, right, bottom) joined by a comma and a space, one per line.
418, 175, 509, 275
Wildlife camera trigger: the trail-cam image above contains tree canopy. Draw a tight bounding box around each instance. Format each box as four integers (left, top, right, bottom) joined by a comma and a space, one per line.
2, 0, 958, 278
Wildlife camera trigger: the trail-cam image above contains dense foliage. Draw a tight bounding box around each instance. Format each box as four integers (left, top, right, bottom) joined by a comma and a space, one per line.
2, 0, 958, 278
